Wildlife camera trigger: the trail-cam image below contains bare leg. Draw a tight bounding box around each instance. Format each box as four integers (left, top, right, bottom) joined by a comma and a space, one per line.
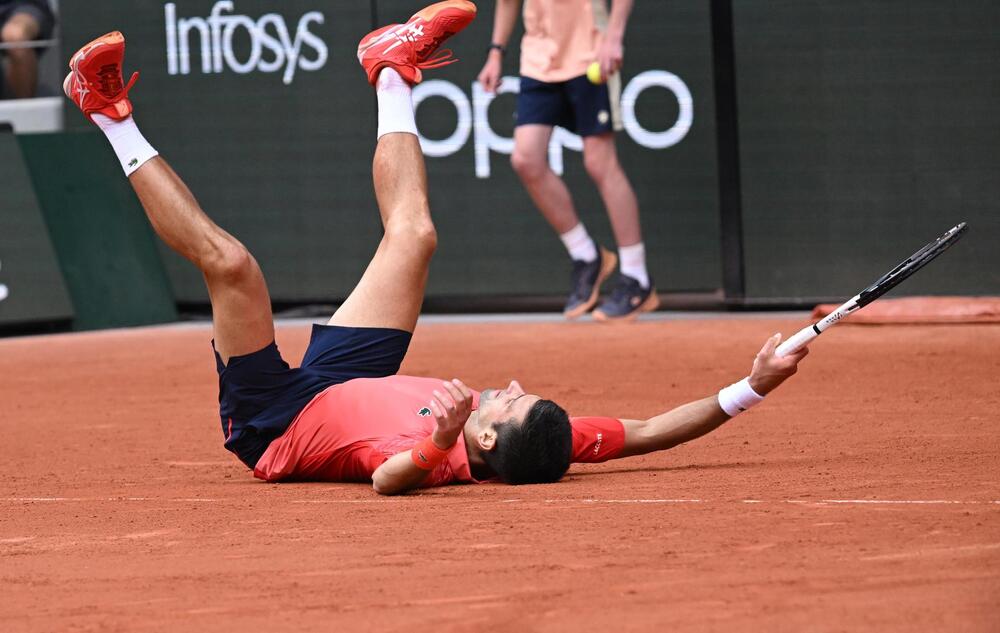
583, 133, 642, 248
328, 132, 437, 332
129, 158, 274, 364
2, 13, 41, 98
510, 124, 580, 236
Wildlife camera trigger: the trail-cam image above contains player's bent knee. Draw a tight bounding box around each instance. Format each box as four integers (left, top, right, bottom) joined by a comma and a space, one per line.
385, 217, 437, 260
409, 220, 439, 258
202, 239, 260, 284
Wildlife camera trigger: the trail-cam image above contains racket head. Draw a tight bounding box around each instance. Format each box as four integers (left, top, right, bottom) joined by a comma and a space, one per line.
856, 222, 968, 307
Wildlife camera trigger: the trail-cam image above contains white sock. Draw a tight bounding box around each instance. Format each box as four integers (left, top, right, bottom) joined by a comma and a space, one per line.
92, 114, 159, 177
618, 242, 650, 288
559, 223, 597, 263
376, 68, 418, 140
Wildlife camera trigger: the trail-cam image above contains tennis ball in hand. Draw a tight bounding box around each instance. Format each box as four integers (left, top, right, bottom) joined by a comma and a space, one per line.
586, 61, 604, 84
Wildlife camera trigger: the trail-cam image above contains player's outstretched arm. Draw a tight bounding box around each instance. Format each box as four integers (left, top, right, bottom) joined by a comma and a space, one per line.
615, 334, 808, 459
372, 379, 474, 495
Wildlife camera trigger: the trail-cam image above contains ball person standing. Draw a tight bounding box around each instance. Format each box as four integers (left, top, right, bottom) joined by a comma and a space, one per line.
478, 0, 657, 321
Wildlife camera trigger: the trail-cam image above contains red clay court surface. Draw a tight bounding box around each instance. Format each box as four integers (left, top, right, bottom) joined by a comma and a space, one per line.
1, 316, 998, 632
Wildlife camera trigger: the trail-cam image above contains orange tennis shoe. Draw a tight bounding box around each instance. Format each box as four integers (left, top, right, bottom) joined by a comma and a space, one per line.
63, 31, 138, 122
358, 0, 477, 86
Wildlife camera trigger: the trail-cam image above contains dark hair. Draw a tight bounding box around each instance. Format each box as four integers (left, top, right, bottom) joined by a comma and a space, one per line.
483, 399, 572, 484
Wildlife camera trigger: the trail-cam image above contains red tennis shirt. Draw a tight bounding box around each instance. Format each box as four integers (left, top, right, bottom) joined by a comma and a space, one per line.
254, 375, 624, 486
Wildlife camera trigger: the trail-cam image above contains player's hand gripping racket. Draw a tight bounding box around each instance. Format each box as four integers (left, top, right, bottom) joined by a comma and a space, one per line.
775, 222, 969, 357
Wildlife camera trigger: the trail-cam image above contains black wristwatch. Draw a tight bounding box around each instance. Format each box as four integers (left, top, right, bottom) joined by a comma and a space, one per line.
489, 42, 506, 56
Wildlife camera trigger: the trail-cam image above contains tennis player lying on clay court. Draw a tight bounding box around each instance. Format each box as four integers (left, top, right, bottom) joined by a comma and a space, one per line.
64, 2, 808, 495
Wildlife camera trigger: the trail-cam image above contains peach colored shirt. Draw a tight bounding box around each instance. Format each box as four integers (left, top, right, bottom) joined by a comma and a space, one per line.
520, 0, 609, 83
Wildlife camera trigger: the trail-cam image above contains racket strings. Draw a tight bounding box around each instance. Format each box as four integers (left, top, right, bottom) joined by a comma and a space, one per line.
857, 223, 967, 307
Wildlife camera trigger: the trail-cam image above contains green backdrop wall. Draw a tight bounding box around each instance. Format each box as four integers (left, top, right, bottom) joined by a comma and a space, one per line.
51, 1, 1000, 311
60, 1, 722, 304
0, 130, 74, 327
733, 1, 999, 301
18, 131, 178, 330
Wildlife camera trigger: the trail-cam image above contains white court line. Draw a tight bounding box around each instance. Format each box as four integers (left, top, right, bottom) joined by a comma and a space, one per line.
7, 497, 72, 502
819, 499, 968, 505
3, 496, 183, 502
534, 498, 997, 506
3, 497, 999, 506
290, 499, 406, 504
566, 498, 706, 504
860, 542, 1000, 561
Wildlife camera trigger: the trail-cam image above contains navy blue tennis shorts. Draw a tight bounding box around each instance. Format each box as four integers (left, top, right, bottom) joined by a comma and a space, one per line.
516, 74, 620, 137
214, 324, 412, 469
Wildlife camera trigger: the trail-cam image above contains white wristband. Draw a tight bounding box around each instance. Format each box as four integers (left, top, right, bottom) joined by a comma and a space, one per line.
717, 378, 764, 417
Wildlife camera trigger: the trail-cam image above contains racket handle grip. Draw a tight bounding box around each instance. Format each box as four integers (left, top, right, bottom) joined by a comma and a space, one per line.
775, 326, 818, 357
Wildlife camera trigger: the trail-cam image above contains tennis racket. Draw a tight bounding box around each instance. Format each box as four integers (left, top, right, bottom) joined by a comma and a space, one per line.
775, 222, 968, 357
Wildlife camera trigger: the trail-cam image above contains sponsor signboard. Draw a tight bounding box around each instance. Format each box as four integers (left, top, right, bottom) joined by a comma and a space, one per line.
62, 1, 722, 301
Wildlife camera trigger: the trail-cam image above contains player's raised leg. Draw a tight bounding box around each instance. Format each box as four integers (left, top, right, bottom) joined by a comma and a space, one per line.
329, 127, 434, 333
331, 0, 476, 333
128, 163, 274, 363
63, 32, 273, 363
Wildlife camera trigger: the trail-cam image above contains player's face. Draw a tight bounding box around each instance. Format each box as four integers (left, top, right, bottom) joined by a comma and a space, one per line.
479, 380, 541, 427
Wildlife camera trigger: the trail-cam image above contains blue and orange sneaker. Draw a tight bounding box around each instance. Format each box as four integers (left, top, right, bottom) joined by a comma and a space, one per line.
592, 274, 660, 322
358, 0, 477, 86
564, 244, 618, 319
63, 31, 138, 122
